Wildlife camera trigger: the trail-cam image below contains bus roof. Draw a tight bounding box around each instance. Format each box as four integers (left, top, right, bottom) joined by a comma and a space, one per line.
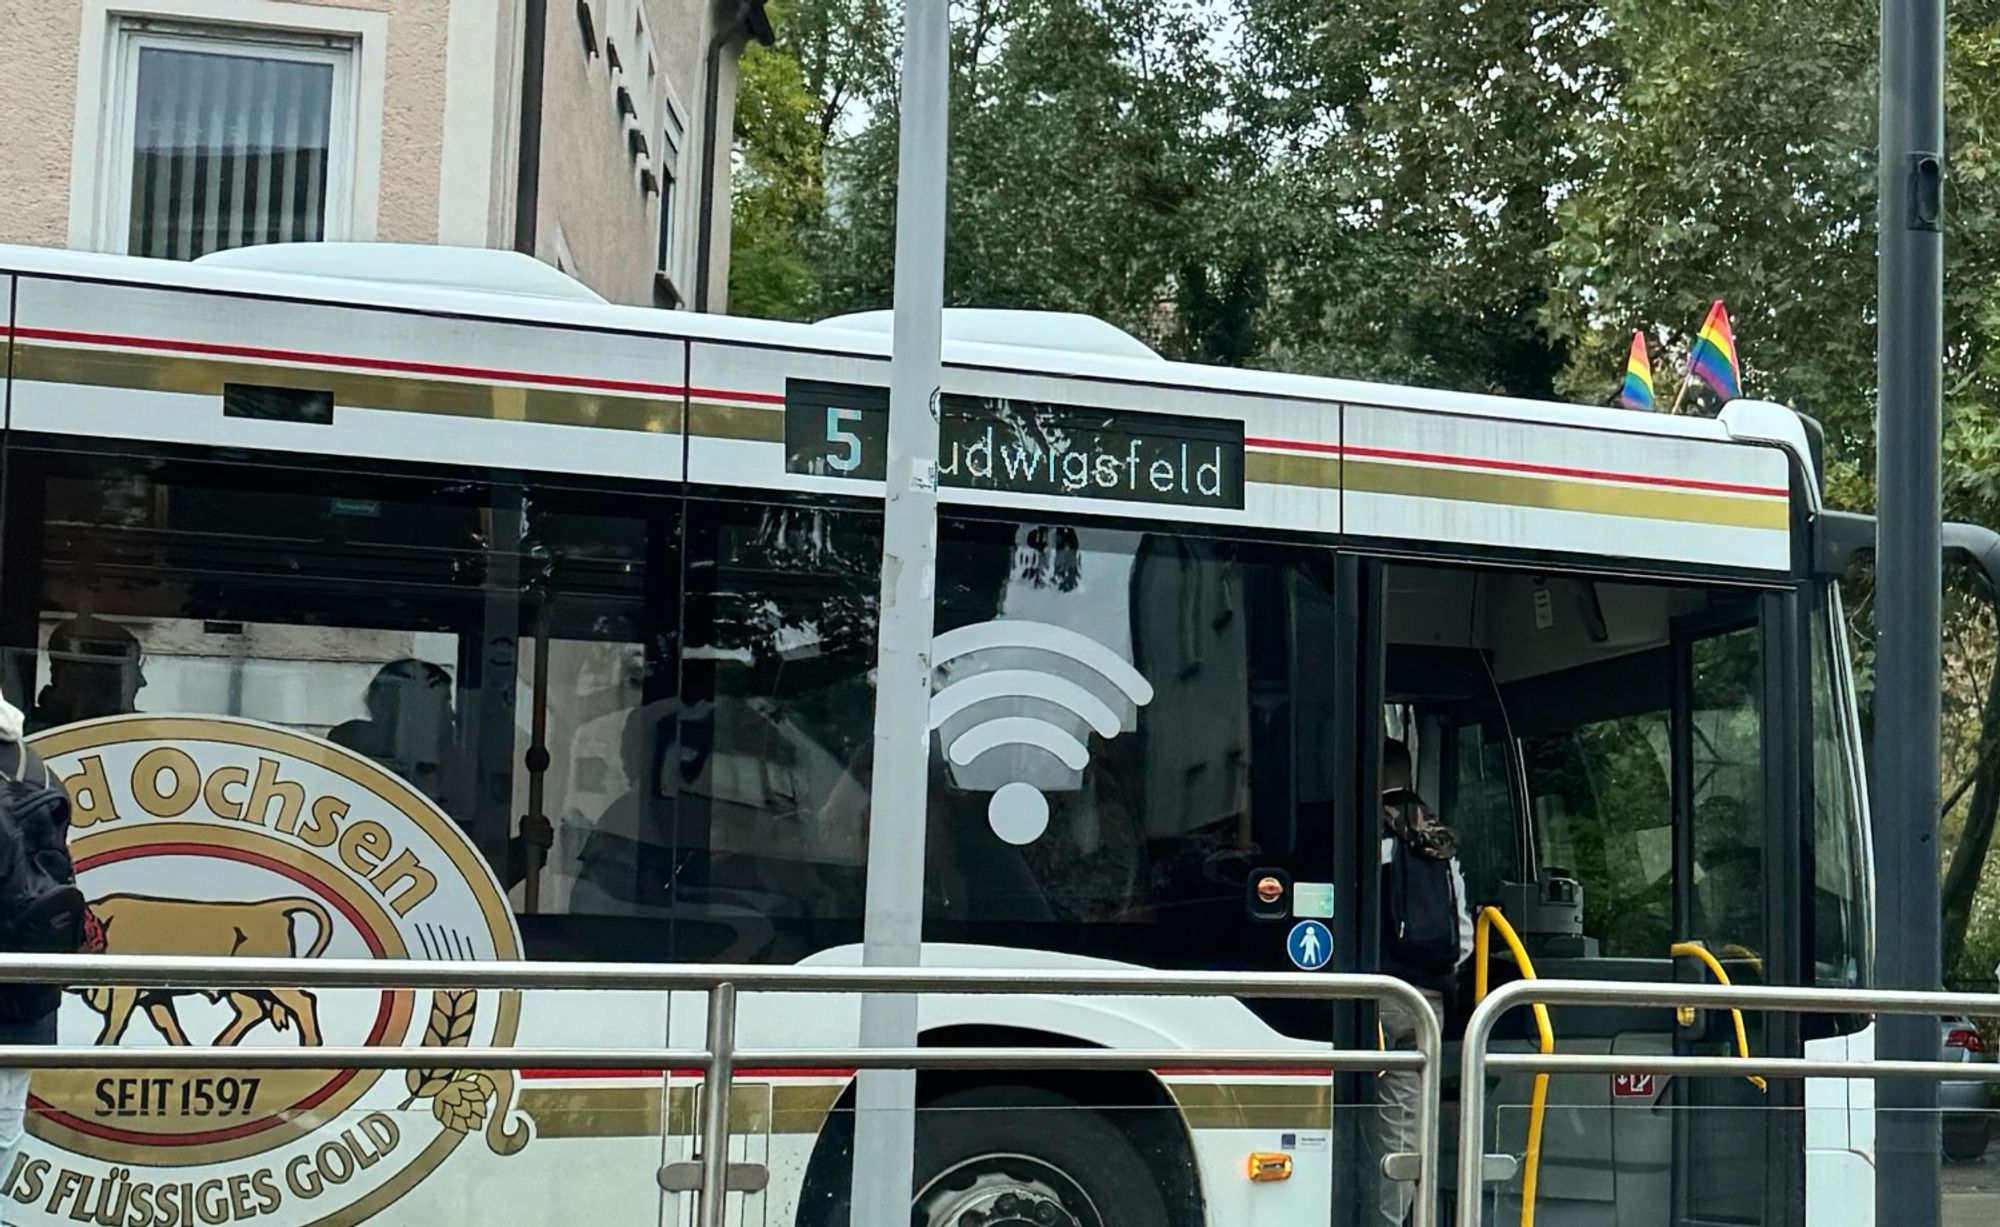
0, 243, 1753, 446
0, 243, 1806, 578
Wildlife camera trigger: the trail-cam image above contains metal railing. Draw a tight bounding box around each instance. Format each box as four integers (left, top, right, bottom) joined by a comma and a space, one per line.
0, 954, 1441, 1227
1457, 978, 2000, 1227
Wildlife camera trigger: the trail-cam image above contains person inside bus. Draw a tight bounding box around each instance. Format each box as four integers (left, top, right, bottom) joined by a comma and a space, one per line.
1376, 737, 1474, 1227
572, 698, 686, 916
28, 616, 145, 734
329, 659, 552, 888
329, 659, 460, 806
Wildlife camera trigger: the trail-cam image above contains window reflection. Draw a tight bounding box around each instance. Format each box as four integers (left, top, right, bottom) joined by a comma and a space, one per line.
924, 517, 1337, 984
7, 444, 1352, 980
30, 615, 147, 731
329, 659, 459, 808
1, 446, 679, 958
674, 502, 879, 962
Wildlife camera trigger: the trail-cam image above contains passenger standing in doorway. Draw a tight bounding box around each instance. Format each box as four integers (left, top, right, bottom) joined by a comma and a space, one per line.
1376, 738, 1474, 1227
28, 618, 145, 734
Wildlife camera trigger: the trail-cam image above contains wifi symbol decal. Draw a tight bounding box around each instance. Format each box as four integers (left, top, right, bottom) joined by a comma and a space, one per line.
929, 619, 1156, 845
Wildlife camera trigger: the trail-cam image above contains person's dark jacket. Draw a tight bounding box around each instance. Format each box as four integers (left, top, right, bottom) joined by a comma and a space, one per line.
0, 697, 60, 1044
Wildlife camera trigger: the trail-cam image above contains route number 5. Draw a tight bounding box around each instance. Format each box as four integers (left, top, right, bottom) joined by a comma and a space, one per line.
825, 407, 864, 473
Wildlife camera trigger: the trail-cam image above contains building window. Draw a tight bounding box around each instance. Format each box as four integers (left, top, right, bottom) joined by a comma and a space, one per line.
654, 104, 684, 308
103, 21, 357, 259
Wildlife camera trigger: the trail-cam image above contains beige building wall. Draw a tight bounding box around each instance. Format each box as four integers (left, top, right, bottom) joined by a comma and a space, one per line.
0, 0, 758, 309
533, 0, 746, 307
0, 3, 91, 248
368, 0, 448, 245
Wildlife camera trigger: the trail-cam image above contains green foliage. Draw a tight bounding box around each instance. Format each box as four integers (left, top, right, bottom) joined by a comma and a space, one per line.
729, 0, 2000, 979
818, 0, 1238, 356
727, 0, 843, 320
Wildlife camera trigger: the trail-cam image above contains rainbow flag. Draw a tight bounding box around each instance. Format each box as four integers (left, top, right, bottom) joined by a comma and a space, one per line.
1687, 300, 1741, 401
1621, 331, 1655, 411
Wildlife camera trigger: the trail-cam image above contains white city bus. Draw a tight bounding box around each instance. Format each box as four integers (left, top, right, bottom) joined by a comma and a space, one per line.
0, 242, 1874, 1227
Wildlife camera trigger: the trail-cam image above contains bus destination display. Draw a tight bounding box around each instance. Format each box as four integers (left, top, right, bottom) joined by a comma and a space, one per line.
785, 379, 1245, 510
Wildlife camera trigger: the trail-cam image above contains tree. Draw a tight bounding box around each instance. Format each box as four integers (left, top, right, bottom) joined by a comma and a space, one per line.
738, 0, 2000, 979
812, 0, 1239, 359
729, 29, 824, 320
1231, 0, 1617, 392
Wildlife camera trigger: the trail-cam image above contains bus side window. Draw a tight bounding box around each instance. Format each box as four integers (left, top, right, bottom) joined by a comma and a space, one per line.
1810, 601, 1867, 988
0, 445, 707, 960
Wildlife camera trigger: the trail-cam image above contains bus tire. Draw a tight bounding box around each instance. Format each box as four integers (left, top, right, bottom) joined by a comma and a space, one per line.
804, 1087, 1176, 1227
908, 1084, 1173, 1227
1944, 1119, 1989, 1162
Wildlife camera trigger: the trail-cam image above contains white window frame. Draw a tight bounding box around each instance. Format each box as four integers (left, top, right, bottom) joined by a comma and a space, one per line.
69, 0, 387, 253
551, 221, 580, 279
657, 94, 688, 284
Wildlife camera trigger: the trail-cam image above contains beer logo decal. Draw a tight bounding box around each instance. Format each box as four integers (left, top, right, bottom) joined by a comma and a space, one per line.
13, 715, 531, 1226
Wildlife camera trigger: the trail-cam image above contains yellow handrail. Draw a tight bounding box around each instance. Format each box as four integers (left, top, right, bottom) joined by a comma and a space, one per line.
1475, 907, 1552, 1227
1719, 942, 1765, 979
1670, 941, 1769, 1092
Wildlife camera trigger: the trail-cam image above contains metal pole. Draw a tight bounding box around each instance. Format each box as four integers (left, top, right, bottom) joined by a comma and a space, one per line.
1876, 0, 1946, 1208
1458, 980, 1506, 1227
697, 982, 737, 1227
523, 590, 552, 913
850, 0, 950, 1221
1408, 990, 1441, 1227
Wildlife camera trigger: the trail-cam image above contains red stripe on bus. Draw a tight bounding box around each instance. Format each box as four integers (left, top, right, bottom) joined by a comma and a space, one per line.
686, 386, 788, 405
520, 1068, 862, 1081
3, 325, 688, 398
1160, 1067, 1338, 1078
1245, 435, 1787, 498
1245, 437, 1344, 456
518, 1066, 1336, 1081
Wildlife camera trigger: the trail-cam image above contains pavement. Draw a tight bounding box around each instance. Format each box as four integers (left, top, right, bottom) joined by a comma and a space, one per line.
1944, 1133, 2000, 1227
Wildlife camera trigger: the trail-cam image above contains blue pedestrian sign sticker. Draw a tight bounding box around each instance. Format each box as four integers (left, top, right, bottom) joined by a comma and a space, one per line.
1287, 920, 1333, 971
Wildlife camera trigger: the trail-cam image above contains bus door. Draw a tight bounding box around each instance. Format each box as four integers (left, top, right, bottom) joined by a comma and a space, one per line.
1496, 590, 1801, 1227
1667, 611, 1802, 1227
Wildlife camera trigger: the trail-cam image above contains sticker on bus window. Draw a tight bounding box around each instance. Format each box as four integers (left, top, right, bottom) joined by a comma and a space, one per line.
1292, 882, 1335, 919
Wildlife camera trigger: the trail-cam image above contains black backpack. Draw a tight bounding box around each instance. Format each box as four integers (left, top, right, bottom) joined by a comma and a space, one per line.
1382, 807, 1462, 980
0, 745, 84, 1021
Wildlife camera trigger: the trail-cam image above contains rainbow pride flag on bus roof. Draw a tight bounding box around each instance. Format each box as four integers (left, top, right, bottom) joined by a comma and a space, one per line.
1687, 300, 1741, 401
1621, 331, 1655, 411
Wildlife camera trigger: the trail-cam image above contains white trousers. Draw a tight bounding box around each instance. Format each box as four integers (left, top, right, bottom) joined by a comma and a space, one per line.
1376, 989, 1445, 1227
0, 1067, 28, 1226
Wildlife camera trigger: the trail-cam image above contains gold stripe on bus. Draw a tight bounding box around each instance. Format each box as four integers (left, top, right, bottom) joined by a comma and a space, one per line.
1168, 1082, 1334, 1131
664, 1084, 778, 1135
772, 1085, 846, 1136
1344, 456, 1789, 531
523, 1082, 841, 1139
520, 1086, 664, 1140
1246, 449, 1339, 489
688, 399, 785, 443
523, 1080, 1333, 1137
12, 342, 684, 434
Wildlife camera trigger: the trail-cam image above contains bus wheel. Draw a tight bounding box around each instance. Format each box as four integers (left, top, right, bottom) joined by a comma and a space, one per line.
911, 1085, 1171, 1227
